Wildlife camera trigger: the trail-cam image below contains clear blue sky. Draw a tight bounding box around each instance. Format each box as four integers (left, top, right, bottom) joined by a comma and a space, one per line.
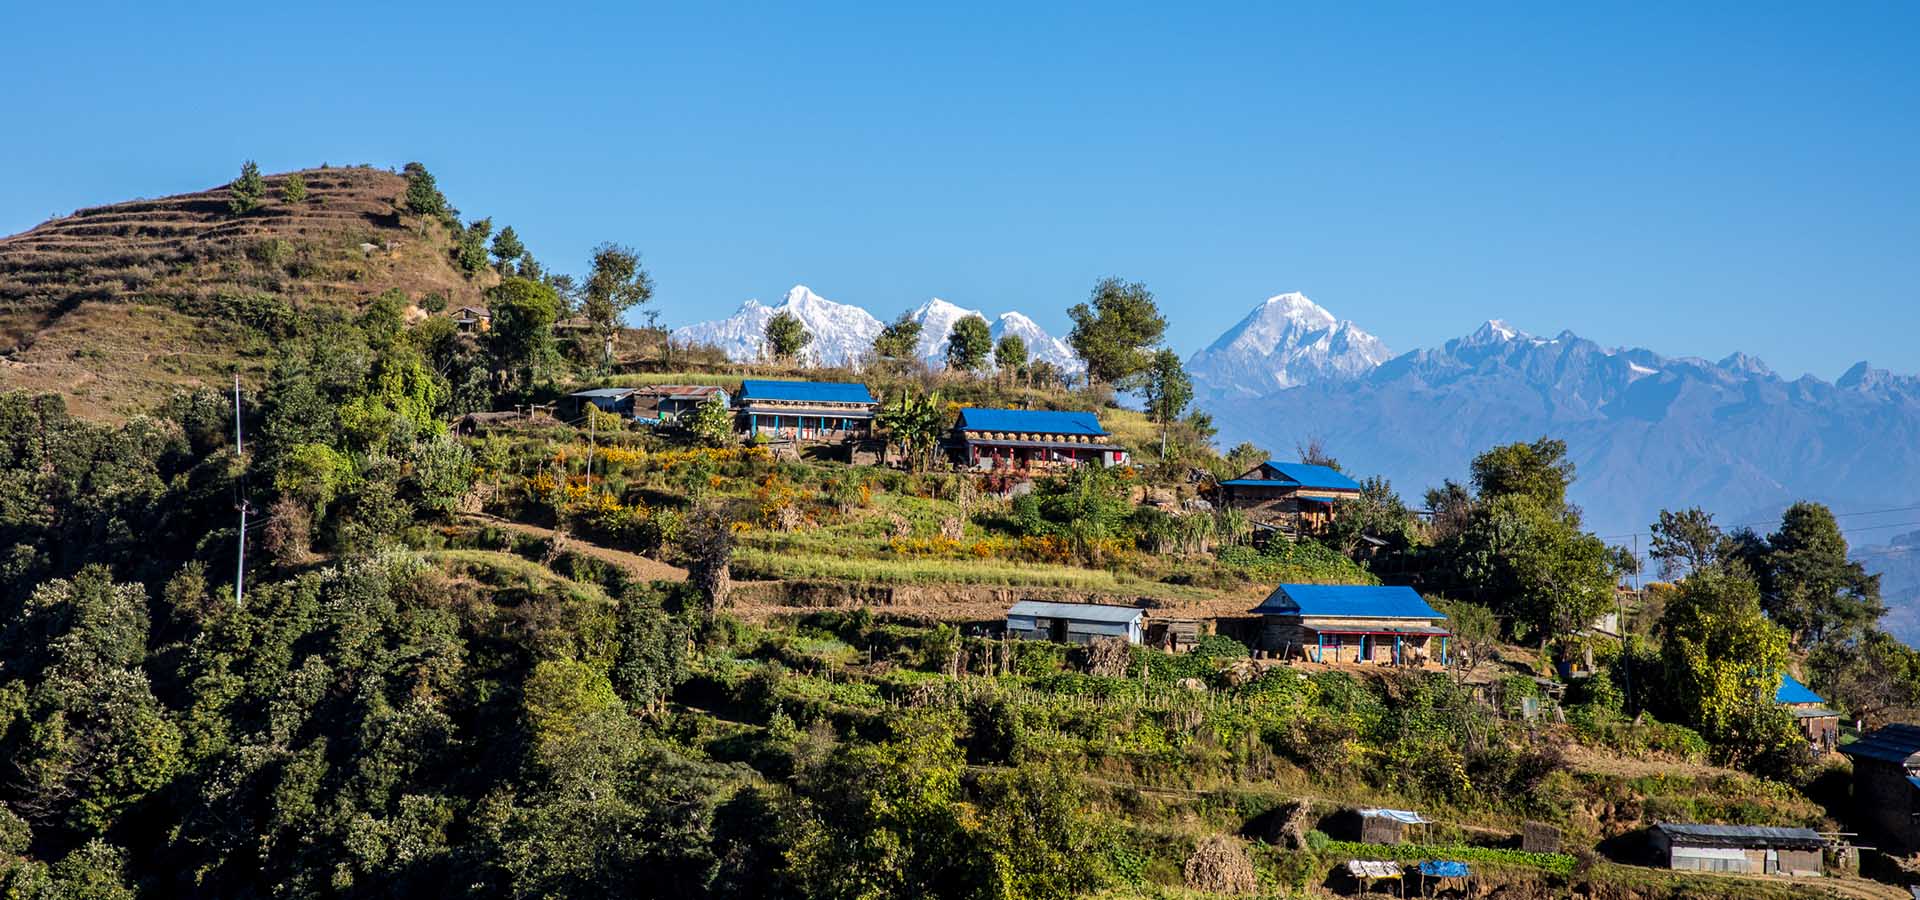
4, 2, 1916, 378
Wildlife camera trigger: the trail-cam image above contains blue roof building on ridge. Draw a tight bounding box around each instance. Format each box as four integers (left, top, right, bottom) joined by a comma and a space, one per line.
1250, 584, 1446, 619
1253, 461, 1363, 492
1775, 673, 1825, 705
737, 379, 875, 404
957, 407, 1107, 436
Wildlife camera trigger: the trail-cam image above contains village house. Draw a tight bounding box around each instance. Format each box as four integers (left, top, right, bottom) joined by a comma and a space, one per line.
950, 408, 1127, 472
1250, 584, 1450, 665
1775, 673, 1840, 753
565, 387, 640, 420
1839, 723, 1920, 850
450, 305, 490, 333
1214, 461, 1363, 537
735, 379, 877, 443
1004, 600, 1144, 645
632, 384, 728, 426
1648, 823, 1824, 877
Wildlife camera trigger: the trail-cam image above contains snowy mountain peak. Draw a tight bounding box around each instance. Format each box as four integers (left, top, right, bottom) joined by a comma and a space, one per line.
1188, 291, 1391, 400
1465, 318, 1526, 345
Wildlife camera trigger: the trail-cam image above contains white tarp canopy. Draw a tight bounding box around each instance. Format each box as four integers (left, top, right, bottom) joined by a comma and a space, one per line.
1346, 860, 1404, 879
1358, 808, 1429, 825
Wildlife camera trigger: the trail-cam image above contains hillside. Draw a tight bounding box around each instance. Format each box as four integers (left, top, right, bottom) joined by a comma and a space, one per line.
0, 165, 487, 419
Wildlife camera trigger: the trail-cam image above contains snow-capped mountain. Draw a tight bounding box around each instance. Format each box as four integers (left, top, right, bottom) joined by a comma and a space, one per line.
676, 287, 1082, 372
672, 285, 883, 367
1186, 292, 1392, 400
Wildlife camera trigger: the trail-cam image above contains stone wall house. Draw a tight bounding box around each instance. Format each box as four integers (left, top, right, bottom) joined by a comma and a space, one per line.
1840, 724, 1920, 851
1214, 461, 1362, 537
1250, 584, 1450, 666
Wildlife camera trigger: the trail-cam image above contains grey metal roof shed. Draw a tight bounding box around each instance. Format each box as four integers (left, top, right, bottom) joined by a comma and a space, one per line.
1005, 601, 1144, 645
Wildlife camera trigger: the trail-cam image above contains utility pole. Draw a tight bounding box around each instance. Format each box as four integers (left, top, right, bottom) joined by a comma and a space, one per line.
233, 374, 249, 609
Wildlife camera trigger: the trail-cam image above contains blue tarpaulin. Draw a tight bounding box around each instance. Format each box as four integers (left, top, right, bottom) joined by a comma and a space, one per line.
1419, 861, 1470, 878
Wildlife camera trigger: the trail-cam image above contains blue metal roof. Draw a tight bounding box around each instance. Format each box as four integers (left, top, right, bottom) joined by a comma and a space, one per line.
1775, 673, 1824, 705
1841, 724, 1920, 764
1260, 461, 1364, 491
958, 407, 1106, 436
1250, 584, 1446, 620
737, 379, 875, 404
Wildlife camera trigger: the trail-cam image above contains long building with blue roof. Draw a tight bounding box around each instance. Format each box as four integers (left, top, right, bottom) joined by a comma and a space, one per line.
1250, 583, 1450, 666
1216, 460, 1365, 537
951, 407, 1127, 471
735, 379, 878, 443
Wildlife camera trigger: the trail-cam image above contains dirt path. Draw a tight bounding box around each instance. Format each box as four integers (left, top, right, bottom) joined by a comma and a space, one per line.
459, 514, 687, 583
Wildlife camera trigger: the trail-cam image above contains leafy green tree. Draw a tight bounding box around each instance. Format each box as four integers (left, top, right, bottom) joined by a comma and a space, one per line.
993, 334, 1028, 383
765, 311, 811, 363
1808, 628, 1920, 728
945, 315, 992, 373
1067, 277, 1165, 387
1761, 501, 1883, 647
455, 217, 492, 277
876, 390, 948, 471
1649, 507, 1724, 579
685, 393, 735, 447
1657, 565, 1804, 770
402, 161, 448, 219
228, 160, 265, 214
280, 172, 308, 204
337, 348, 448, 448
1141, 348, 1193, 457
1470, 437, 1576, 519
971, 764, 1104, 900
1449, 493, 1620, 643
872, 312, 924, 366
490, 225, 526, 272
488, 277, 563, 393
582, 243, 655, 369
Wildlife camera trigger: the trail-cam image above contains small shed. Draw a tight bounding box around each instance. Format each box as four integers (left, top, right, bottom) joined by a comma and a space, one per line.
1358, 808, 1429, 844
1005, 601, 1144, 645
567, 387, 639, 419
1775, 674, 1840, 753
1649, 823, 1823, 876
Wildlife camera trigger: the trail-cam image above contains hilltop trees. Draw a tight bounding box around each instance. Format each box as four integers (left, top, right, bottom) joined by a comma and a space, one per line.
490, 225, 526, 272
1067, 277, 1166, 387
227, 160, 264, 213
402, 161, 449, 220
1649, 507, 1723, 579
583, 243, 655, 369
455, 217, 492, 276
872, 312, 923, 367
1758, 502, 1883, 647
994, 334, 1028, 383
766, 311, 811, 362
945, 314, 992, 373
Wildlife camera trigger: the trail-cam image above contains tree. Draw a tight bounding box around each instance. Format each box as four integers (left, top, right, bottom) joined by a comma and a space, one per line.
1657, 565, 1803, 770
685, 393, 734, 447
765, 311, 811, 363
1808, 628, 1920, 728
583, 243, 655, 369
228, 160, 265, 214
402, 161, 448, 219
945, 315, 992, 373
683, 505, 734, 625
1449, 493, 1621, 644
1141, 349, 1192, 457
1649, 507, 1723, 579
490, 225, 526, 272
994, 334, 1028, 384
487, 277, 562, 393
1297, 435, 1340, 470
454, 218, 491, 277
872, 312, 924, 366
280, 172, 307, 204
1066, 277, 1165, 387
1470, 437, 1576, 518
1761, 501, 1884, 648
877, 390, 948, 471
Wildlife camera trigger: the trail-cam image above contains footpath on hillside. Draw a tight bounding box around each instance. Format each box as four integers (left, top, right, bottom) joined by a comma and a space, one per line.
460, 513, 687, 583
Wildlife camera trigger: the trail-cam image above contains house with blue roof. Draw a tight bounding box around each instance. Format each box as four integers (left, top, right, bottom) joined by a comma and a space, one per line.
1250, 583, 1450, 666
950, 407, 1127, 471
1774, 673, 1839, 753
735, 379, 878, 444
1216, 460, 1364, 537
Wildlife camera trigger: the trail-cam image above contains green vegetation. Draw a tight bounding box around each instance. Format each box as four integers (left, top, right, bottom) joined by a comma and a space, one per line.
280, 171, 307, 203
946, 314, 992, 372
227, 159, 264, 213
766, 310, 810, 361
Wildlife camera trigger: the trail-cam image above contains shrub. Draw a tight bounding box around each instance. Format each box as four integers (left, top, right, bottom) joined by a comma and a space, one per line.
281, 172, 308, 203
229, 160, 264, 213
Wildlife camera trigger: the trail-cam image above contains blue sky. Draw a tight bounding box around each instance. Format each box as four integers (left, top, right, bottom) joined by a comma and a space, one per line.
3, 2, 1916, 378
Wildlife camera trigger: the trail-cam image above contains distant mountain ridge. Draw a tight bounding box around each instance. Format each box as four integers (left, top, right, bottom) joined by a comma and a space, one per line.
674, 286, 1082, 372
1186, 292, 1391, 399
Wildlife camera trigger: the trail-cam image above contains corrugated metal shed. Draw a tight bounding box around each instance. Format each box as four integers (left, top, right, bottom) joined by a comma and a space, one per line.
1653, 823, 1824, 850
1006, 601, 1142, 624
1776, 673, 1825, 705
1842, 723, 1920, 764
958, 408, 1107, 436
1250, 584, 1446, 620
1260, 461, 1363, 492
570, 387, 638, 399
738, 379, 875, 404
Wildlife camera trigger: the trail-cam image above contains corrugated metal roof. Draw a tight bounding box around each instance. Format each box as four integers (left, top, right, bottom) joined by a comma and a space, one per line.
1250, 584, 1446, 620
1006, 600, 1143, 624
570, 387, 638, 398
1775, 673, 1825, 705
958, 407, 1107, 436
1841, 723, 1920, 764
1259, 461, 1364, 492
1653, 823, 1823, 849
738, 379, 875, 404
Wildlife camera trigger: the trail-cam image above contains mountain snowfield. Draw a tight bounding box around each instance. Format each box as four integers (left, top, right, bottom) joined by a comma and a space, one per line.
674, 286, 1082, 372
1185, 292, 1392, 400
